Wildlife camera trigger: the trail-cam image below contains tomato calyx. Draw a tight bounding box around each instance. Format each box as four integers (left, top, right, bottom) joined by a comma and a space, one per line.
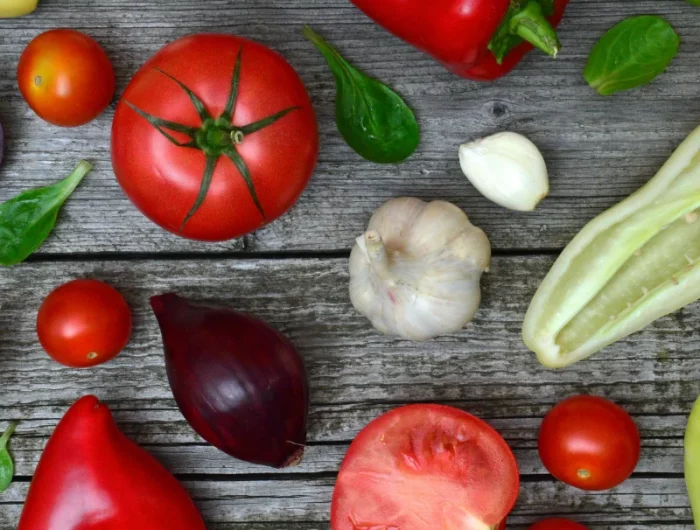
125, 49, 301, 231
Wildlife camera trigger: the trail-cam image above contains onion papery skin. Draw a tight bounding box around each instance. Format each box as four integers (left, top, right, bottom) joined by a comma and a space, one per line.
151, 293, 309, 468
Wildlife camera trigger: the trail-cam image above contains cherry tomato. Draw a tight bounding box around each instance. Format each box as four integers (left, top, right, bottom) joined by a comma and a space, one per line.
112, 34, 318, 242
37, 279, 132, 368
331, 404, 520, 530
18, 29, 115, 127
538, 395, 640, 491
528, 518, 588, 530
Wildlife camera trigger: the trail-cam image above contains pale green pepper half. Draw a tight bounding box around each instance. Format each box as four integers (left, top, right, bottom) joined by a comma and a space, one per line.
524, 125, 700, 367
686, 396, 700, 527
0, 0, 38, 18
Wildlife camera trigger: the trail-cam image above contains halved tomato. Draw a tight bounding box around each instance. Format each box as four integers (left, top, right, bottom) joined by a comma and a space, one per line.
331, 405, 520, 530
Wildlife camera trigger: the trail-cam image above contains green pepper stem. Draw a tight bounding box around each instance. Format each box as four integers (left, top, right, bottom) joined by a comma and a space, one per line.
0, 422, 17, 450
511, 0, 561, 58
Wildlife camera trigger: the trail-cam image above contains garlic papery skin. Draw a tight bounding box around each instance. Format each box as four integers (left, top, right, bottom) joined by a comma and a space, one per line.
459, 131, 549, 212
349, 197, 491, 341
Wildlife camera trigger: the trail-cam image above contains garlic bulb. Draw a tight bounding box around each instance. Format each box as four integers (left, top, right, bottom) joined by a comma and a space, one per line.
459, 131, 549, 212
349, 197, 491, 341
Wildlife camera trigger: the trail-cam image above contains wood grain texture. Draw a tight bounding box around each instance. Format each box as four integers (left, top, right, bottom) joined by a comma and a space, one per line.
0, 0, 700, 253
0, 256, 697, 527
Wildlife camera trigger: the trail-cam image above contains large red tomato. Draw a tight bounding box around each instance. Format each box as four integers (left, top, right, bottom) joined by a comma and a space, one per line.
538, 395, 640, 491
112, 35, 318, 241
331, 405, 520, 530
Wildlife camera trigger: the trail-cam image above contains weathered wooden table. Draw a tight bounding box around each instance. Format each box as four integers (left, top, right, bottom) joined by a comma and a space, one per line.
0, 0, 698, 528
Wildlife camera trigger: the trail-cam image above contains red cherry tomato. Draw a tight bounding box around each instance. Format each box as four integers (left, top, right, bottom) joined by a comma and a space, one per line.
331, 404, 520, 530
37, 280, 132, 368
18, 29, 115, 127
528, 518, 589, 530
538, 395, 640, 491
112, 34, 318, 241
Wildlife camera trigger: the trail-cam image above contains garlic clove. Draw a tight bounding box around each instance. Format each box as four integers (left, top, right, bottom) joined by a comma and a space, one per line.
404, 200, 474, 257
366, 197, 427, 249
459, 131, 549, 212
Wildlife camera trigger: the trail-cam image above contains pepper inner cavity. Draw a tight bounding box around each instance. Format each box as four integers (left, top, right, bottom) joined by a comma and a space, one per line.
556, 209, 700, 354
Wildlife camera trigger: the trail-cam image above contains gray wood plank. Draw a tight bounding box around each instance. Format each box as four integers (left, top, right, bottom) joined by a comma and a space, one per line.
3, 416, 687, 477
1, 0, 699, 253
0, 478, 692, 528
1, 256, 699, 411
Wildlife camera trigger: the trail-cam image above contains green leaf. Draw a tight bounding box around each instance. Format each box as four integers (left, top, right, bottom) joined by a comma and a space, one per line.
0, 422, 17, 493
584, 16, 679, 96
0, 161, 92, 266
303, 26, 419, 164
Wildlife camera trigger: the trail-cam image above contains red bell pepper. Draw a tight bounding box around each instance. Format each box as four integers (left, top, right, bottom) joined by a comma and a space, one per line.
17, 396, 206, 530
350, 0, 570, 81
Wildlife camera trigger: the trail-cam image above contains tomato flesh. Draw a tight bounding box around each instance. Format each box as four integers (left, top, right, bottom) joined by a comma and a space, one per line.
538, 395, 640, 491
36, 279, 132, 368
332, 405, 519, 530
17, 29, 115, 127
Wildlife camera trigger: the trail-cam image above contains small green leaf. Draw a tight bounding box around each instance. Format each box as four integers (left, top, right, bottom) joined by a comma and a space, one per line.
303, 26, 419, 164
0, 161, 92, 266
0, 421, 18, 493
584, 16, 679, 96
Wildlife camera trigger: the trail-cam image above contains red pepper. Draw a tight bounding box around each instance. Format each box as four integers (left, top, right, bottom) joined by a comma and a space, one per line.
350, 0, 570, 81
18, 396, 206, 530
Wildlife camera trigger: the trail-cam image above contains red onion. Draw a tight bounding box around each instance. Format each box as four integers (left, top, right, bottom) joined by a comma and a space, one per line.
151, 293, 309, 468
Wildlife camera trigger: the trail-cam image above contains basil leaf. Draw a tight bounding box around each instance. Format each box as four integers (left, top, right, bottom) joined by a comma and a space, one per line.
584, 16, 679, 96
0, 421, 17, 493
0, 160, 92, 266
303, 26, 419, 164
